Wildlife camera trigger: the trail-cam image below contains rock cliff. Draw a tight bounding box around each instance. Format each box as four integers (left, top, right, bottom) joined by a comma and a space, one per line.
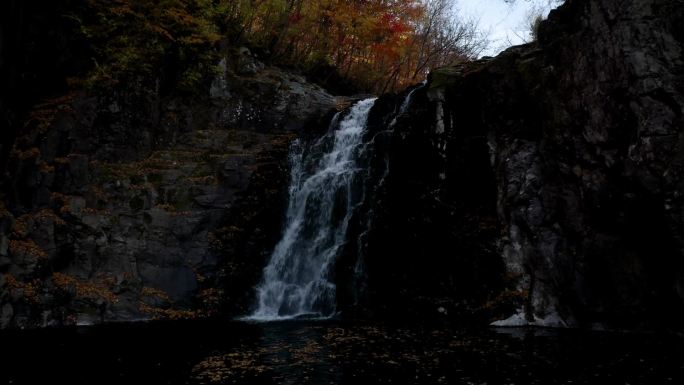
347, 0, 684, 329
0, 39, 339, 327
2, 0, 683, 331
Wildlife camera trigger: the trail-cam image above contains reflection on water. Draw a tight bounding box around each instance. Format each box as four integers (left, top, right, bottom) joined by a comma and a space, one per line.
1, 320, 683, 384
193, 323, 341, 385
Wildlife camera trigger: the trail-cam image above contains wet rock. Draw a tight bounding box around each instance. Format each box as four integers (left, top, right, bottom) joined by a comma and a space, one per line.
0, 303, 13, 328
138, 264, 198, 304
0, 235, 9, 260
360, 0, 684, 329
236, 47, 265, 75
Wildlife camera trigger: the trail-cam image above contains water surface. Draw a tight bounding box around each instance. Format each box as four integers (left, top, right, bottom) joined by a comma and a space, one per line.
1, 320, 682, 384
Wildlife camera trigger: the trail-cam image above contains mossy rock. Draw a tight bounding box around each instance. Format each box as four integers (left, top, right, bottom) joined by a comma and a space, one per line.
428, 66, 464, 90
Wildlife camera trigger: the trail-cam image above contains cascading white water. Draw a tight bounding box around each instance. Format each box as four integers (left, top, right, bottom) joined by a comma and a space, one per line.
247, 98, 377, 321
389, 80, 426, 127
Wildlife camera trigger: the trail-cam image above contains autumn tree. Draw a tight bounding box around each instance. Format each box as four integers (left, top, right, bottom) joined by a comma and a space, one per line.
75, 0, 486, 93
227, 0, 486, 92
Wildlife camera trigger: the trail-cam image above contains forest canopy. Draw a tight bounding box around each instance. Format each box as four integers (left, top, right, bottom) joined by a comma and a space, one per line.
226, 0, 485, 92
78, 0, 486, 93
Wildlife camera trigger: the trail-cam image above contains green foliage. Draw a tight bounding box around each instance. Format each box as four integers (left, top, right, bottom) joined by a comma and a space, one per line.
79, 0, 226, 91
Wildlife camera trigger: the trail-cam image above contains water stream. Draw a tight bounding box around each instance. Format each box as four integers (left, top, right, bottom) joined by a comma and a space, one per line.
248, 98, 377, 321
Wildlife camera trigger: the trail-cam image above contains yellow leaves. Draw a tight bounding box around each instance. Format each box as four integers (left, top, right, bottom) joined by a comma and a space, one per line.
4, 275, 43, 304
35, 208, 67, 226
11, 209, 65, 238
197, 287, 222, 311
110, 4, 135, 17
163, 7, 201, 28
156, 6, 221, 46
192, 352, 269, 384
185, 175, 215, 184
139, 285, 217, 320
52, 272, 120, 304
147, 23, 175, 42
81, 207, 112, 215
4, 274, 22, 290
11, 216, 29, 238
9, 239, 48, 259
48, 192, 75, 216
141, 286, 172, 302
38, 162, 55, 174
90, 186, 109, 202
138, 302, 198, 320
51, 272, 76, 289
180, 32, 220, 46
18, 90, 75, 138
12, 147, 40, 161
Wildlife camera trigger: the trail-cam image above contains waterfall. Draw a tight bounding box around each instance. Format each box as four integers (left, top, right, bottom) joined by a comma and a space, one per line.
389, 80, 426, 127
247, 98, 377, 321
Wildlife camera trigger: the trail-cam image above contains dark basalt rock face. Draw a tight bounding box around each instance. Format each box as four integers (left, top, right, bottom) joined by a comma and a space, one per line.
342, 0, 684, 329
0, 29, 338, 327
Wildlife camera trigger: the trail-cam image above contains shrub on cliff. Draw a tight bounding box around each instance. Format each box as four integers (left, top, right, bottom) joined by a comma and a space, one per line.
72, 0, 225, 91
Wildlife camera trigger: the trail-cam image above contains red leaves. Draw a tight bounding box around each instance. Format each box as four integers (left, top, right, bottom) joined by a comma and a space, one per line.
289, 11, 302, 25
380, 12, 409, 35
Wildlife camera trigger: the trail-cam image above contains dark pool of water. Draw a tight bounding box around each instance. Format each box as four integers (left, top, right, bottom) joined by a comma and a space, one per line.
1, 319, 682, 384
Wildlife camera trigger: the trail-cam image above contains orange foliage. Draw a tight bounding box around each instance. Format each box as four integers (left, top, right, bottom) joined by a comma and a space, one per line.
9, 239, 48, 259
52, 272, 119, 304
4, 274, 43, 304
74, 0, 482, 93
229, 0, 483, 92
138, 302, 198, 320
